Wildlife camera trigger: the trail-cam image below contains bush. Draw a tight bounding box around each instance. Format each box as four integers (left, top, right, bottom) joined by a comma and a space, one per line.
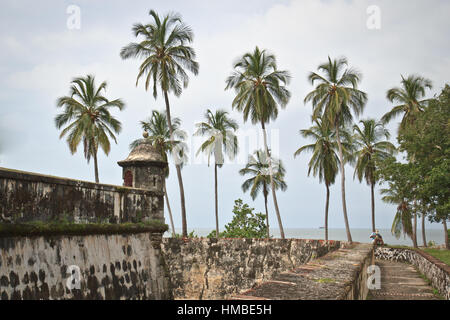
207, 199, 268, 239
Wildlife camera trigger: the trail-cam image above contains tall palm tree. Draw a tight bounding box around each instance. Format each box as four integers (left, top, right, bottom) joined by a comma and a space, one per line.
120, 10, 199, 237
225, 46, 290, 239
130, 110, 188, 237
382, 75, 432, 132
55, 75, 125, 183
304, 56, 367, 243
381, 75, 432, 245
353, 119, 396, 232
294, 119, 346, 241
239, 150, 287, 238
195, 109, 239, 238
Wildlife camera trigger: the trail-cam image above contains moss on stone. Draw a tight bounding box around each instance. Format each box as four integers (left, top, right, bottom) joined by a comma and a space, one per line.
0, 220, 168, 238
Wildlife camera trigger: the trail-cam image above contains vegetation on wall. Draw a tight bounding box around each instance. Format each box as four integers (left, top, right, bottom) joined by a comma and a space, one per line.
0, 220, 168, 237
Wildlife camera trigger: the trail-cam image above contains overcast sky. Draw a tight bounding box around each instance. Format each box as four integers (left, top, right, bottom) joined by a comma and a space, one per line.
0, 0, 449, 231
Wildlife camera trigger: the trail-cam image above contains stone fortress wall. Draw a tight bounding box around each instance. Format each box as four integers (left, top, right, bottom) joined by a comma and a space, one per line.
0, 167, 164, 224
0, 141, 171, 300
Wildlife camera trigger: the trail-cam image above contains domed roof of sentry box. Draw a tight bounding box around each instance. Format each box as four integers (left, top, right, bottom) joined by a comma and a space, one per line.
117, 140, 166, 167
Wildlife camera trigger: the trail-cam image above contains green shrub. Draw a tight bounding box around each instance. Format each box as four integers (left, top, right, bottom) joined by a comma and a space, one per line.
207, 199, 268, 239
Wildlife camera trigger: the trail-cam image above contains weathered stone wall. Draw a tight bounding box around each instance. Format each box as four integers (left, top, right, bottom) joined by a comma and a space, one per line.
341, 244, 373, 300
0, 167, 164, 224
0, 233, 171, 300
161, 238, 341, 299
235, 243, 373, 300
375, 247, 450, 300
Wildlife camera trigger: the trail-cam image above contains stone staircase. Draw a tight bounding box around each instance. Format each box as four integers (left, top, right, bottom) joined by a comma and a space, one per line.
368, 259, 441, 300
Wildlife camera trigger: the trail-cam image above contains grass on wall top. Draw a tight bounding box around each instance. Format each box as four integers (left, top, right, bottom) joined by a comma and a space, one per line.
0, 220, 168, 238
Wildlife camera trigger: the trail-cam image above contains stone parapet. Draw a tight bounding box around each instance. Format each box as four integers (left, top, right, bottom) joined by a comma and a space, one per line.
161, 238, 342, 299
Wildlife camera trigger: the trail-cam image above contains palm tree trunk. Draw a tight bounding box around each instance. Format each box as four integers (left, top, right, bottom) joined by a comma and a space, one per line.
163, 181, 176, 238
163, 90, 187, 237
261, 120, 285, 239
325, 184, 330, 242
335, 122, 352, 243
371, 182, 376, 232
443, 219, 449, 250
412, 210, 418, 248
214, 163, 219, 238
422, 213, 427, 247
92, 139, 99, 183
263, 183, 270, 239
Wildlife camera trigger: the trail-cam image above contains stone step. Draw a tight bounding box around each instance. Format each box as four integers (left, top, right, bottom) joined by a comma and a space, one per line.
368, 259, 441, 300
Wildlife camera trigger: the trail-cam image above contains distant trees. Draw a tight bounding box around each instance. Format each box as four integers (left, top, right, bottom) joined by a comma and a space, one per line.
382, 75, 432, 133
55, 75, 125, 183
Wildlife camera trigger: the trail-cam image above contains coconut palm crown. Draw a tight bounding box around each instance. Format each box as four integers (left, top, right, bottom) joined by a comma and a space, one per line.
382, 75, 432, 132
240, 150, 287, 238
120, 10, 199, 98
55, 74, 125, 183
195, 109, 239, 237
294, 118, 352, 240
195, 109, 239, 167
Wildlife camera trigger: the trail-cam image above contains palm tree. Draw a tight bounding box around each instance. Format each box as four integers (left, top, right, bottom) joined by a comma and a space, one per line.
382, 75, 432, 246
353, 119, 396, 232
382, 75, 432, 133
120, 10, 199, 237
381, 187, 414, 242
294, 119, 345, 241
130, 110, 188, 237
55, 75, 125, 183
195, 109, 239, 237
239, 150, 287, 238
225, 46, 290, 239
304, 56, 367, 243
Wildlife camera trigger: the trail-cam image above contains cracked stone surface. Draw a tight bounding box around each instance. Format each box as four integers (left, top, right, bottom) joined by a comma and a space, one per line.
368, 260, 441, 300
232, 243, 373, 300
161, 238, 342, 299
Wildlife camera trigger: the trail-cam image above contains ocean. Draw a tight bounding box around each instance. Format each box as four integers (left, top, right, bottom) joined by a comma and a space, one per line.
165, 227, 447, 246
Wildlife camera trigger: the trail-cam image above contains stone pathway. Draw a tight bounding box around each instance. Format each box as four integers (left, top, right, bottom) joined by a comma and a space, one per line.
231, 243, 374, 300
368, 259, 441, 300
